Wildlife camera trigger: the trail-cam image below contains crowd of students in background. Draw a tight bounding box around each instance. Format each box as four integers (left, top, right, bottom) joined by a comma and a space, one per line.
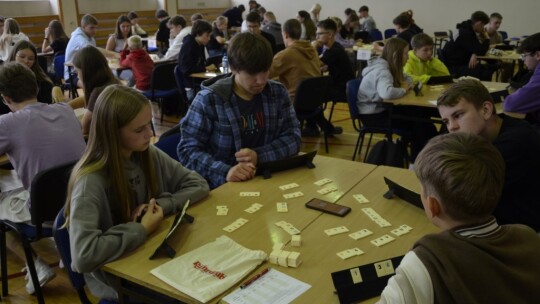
1, 1, 540, 302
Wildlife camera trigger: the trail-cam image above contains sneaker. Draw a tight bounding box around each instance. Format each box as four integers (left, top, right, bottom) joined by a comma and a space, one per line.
326, 126, 343, 137
23, 257, 56, 295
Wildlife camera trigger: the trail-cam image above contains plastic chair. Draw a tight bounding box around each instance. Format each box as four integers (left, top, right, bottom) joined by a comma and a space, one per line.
384, 28, 397, 39
346, 78, 396, 161
142, 62, 179, 122
53, 207, 118, 304
154, 124, 181, 162
0, 161, 77, 304
369, 29, 383, 42
173, 65, 190, 108
294, 76, 332, 153
499, 30, 508, 41
53, 55, 78, 98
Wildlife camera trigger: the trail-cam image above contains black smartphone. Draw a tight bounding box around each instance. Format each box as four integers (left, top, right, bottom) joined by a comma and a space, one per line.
305, 198, 351, 217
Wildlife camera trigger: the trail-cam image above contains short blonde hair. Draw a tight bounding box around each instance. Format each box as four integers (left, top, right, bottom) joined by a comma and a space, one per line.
128, 35, 143, 49
415, 133, 505, 222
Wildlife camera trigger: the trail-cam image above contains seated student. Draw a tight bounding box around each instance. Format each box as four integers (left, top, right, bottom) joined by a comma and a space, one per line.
64, 14, 98, 81
438, 79, 540, 231
340, 13, 359, 40
357, 37, 437, 163
155, 9, 171, 51
42, 20, 69, 56
72, 46, 120, 135
269, 19, 323, 137
441, 11, 494, 81
402, 9, 423, 34
404, 33, 450, 84
127, 11, 147, 37
162, 15, 190, 61
379, 132, 540, 303
0, 62, 85, 295
503, 32, 540, 128
393, 13, 417, 47
297, 10, 316, 41
358, 6, 376, 32
246, 11, 277, 55
106, 15, 132, 52
310, 3, 322, 23
66, 85, 209, 300
313, 18, 355, 135
262, 12, 284, 52
178, 20, 213, 99
330, 16, 355, 48
120, 35, 154, 91
0, 18, 29, 62
486, 12, 503, 45
208, 16, 230, 57
222, 4, 245, 29
178, 32, 301, 189
8, 41, 55, 104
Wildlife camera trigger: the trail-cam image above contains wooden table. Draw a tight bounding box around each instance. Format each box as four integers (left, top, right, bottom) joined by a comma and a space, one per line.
275, 165, 438, 303
477, 50, 520, 61
190, 71, 222, 79
103, 155, 378, 303
387, 81, 509, 108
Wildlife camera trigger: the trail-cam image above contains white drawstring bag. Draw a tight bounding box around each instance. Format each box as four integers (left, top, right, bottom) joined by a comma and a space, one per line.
151, 235, 267, 303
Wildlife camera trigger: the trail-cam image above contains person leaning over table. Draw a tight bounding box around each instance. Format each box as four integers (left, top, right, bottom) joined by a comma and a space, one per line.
404, 33, 450, 85
503, 32, 540, 130
178, 32, 301, 189
378, 132, 540, 303
162, 15, 190, 61
0, 62, 85, 295
438, 79, 540, 232
66, 85, 209, 301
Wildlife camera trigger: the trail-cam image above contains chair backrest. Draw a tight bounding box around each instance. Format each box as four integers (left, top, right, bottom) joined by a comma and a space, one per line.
154, 124, 181, 161
150, 62, 177, 93
174, 64, 189, 103
346, 78, 362, 131
369, 29, 383, 42
53, 207, 92, 304
53, 55, 65, 81
499, 30, 508, 41
30, 160, 77, 237
294, 76, 332, 112
448, 29, 454, 42
384, 28, 397, 39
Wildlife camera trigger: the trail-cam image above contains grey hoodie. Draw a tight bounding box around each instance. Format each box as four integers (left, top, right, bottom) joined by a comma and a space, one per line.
356, 56, 410, 114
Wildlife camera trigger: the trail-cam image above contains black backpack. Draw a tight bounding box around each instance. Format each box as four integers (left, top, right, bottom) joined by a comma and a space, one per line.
365, 139, 406, 168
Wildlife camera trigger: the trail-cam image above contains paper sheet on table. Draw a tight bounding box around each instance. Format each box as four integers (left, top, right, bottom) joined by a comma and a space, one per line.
429, 100, 437, 106
222, 268, 311, 304
0, 169, 23, 192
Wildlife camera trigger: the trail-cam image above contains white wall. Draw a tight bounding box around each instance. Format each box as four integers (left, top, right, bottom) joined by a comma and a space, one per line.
0, 0, 52, 16
78, 0, 159, 14
177, 0, 230, 9
232, 0, 540, 38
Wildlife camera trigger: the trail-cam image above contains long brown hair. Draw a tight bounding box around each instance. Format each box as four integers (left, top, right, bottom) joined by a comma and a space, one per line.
8, 40, 53, 85
64, 85, 157, 225
47, 20, 69, 41
381, 38, 408, 87
72, 46, 119, 103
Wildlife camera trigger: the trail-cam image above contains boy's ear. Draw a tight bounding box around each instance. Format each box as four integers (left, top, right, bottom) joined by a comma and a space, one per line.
425, 195, 442, 218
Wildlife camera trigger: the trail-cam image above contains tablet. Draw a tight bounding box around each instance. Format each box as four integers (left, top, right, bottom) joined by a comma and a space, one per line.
149, 200, 193, 259
255, 151, 317, 179
383, 177, 423, 209
427, 75, 454, 85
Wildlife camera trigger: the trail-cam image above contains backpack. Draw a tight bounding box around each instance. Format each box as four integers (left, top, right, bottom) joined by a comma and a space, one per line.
365, 139, 406, 168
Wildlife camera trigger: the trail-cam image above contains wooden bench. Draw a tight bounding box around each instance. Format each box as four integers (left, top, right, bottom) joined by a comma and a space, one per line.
177, 8, 227, 25
78, 10, 158, 48
16, 15, 59, 48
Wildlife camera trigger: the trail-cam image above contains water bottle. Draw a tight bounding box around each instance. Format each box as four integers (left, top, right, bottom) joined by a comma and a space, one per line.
222, 55, 229, 74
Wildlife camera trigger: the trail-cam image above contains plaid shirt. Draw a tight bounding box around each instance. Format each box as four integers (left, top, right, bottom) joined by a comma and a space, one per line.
178, 76, 301, 189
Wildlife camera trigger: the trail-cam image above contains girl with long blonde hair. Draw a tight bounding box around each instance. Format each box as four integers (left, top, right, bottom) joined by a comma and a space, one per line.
64, 85, 209, 300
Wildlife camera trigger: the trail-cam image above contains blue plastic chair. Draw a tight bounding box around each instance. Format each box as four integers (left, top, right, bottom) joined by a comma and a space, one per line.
53, 207, 118, 304
154, 124, 181, 162
142, 62, 179, 122
384, 28, 397, 40
369, 29, 383, 42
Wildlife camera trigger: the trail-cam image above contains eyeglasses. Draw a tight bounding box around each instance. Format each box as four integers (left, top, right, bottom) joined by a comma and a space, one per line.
520, 53, 531, 60
316, 31, 329, 36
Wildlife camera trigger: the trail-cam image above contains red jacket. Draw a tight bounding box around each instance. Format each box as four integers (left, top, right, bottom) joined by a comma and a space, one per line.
120, 48, 154, 90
